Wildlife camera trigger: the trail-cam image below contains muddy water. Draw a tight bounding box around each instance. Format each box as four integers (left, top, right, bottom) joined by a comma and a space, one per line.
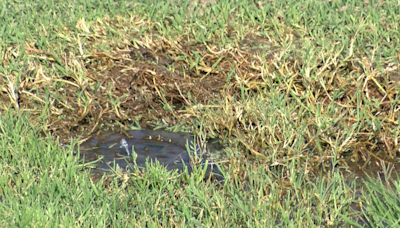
78, 129, 224, 175
342, 155, 400, 188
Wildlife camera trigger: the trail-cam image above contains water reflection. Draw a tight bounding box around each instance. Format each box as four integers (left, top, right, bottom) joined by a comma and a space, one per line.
78, 129, 223, 174
120, 138, 130, 156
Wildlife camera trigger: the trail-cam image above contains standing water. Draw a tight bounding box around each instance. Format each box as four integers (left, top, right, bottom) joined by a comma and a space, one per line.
78, 129, 224, 175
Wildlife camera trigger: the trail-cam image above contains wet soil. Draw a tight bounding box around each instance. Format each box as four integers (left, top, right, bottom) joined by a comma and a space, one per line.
341, 156, 400, 225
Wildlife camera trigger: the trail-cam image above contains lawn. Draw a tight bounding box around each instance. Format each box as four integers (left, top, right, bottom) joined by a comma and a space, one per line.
1, 0, 400, 227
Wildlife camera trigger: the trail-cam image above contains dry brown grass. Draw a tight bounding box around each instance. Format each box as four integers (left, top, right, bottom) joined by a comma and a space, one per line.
1, 9, 399, 178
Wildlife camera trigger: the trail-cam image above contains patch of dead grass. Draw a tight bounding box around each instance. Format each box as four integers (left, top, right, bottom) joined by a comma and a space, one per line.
1, 12, 400, 176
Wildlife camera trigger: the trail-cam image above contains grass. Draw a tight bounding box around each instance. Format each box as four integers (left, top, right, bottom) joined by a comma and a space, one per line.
0, 111, 362, 227
1, 0, 400, 226
0, 111, 359, 226
361, 173, 400, 227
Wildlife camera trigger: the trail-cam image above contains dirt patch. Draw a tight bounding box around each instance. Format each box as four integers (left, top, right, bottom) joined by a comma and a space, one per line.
1, 14, 400, 174
4, 33, 265, 144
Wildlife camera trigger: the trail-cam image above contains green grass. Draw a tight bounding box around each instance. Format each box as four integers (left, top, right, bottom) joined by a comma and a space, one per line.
361, 168, 400, 227
1, 0, 400, 226
0, 111, 362, 227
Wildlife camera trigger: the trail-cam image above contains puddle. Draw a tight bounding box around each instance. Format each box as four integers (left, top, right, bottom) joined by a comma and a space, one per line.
78, 129, 224, 176
342, 155, 400, 187
337, 156, 400, 225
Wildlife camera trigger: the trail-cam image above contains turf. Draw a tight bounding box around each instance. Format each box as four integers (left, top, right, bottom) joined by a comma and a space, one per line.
1, 0, 400, 226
